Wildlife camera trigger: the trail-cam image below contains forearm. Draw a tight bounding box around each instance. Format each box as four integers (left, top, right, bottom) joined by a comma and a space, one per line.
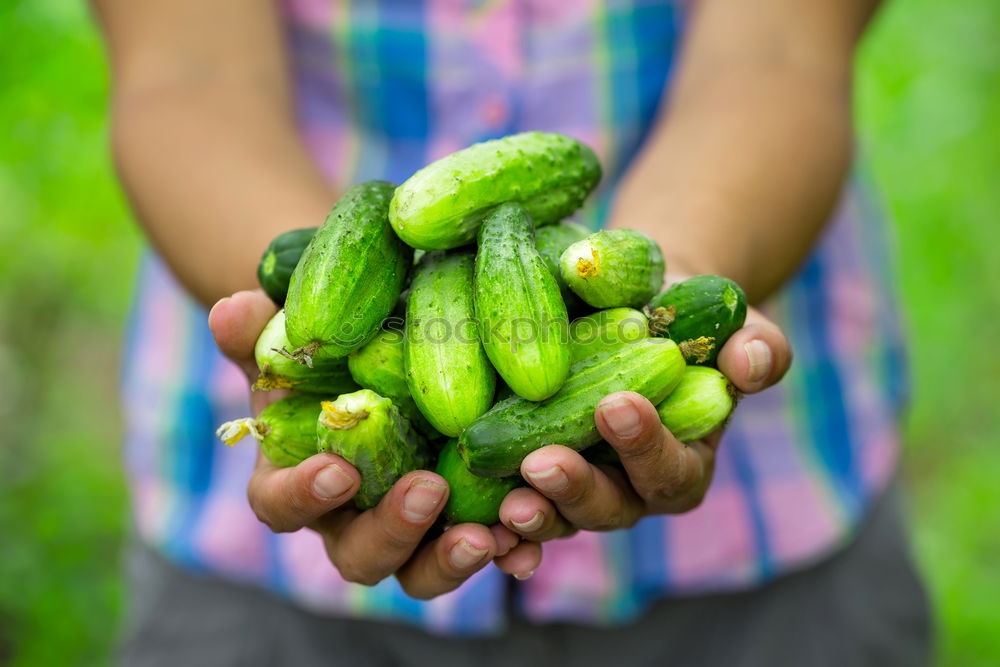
610, 0, 878, 303
94, 0, 333, 307
112, 85, 333, 306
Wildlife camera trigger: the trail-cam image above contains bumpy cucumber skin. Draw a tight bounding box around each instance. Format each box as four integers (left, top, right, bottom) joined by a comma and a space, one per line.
254, 310, 359, 393
560, 229, 665, 308
649, 275, 748, 365
458, 338, 686, 477
474, 204, 570, 401
656, 366, 736, 442
435, 439, 523, 525
404, 252, 497, 437
257, 227, 316, 305
389, 132, 602, 250
317, 390, 430, 509
285, 181, 412, 361
256, 394, 325, 467
535, 220, 591, 311
569, 307, 650, 364
347, 329, 440, 438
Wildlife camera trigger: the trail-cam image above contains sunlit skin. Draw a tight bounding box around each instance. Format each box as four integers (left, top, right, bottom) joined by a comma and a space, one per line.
96, 0, 878, 598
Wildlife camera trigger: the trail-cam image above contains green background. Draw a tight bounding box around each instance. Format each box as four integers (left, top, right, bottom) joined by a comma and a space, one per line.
1, 0, 997, 664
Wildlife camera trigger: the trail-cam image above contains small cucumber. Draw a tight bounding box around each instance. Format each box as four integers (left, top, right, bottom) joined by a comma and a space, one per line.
216, 394, 323, 468
458, 338, 686, 477
284, 181, 412, 365
317, 390, 431, 509
569, 307, 650, 364
560, 229, 665, 308
404, 251, 497, 437
253, 310, 359, 394
648, 275, 748, 365
347, 329, 440, 438
656, 366, 738, 441
474, 203, 570, 401
256, 227, 316, 306
435, 439, 523, 525
535, 220, 591, 310
389, 132, 602, 250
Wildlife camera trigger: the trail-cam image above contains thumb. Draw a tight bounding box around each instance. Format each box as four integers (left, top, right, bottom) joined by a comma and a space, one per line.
208, 289, 278, 380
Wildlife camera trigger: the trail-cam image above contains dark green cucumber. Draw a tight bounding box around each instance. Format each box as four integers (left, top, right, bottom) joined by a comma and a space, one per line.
389, 132, 602, 250
253, 310, 358, 394
569, 307, 650, 364
284, 181, 412, 364
216, 394, 323, 468
474, 203, 570, 401
257, 227, 316, 305
560, 229, 665, 308
404, 252, 497, 437
458, 338, 686, 477
435, 439, 523, 525
656, 366, 738, 441
347, 329, 440, 438
317, 390, 431, 509
535, 220, 591, 310
648, 275, 748, 365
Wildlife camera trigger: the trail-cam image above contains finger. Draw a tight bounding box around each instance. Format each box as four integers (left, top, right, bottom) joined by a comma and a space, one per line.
395, 523, 498, 600
498, 487, 577, 542
316, 471, 449, 587
490, 524, 522, 557
246, 450, 361, 533
494, 540, 543, 580
520, 445, 645, 531
208, 290, 277, 376
717, 307, 792, 394
595, 391, 714, 513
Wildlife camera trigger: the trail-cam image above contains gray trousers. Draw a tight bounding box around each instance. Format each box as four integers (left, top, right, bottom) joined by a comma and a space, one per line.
118, 484, 932, 667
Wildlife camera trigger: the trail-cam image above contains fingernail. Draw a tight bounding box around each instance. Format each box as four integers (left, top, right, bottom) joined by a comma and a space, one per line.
744, 339, 773, 385
511, 511, 545, 533
313, 464, 353, 500
599, 397, 641, 438
525, 466, 569, 494
449, 538, 489, 570
514, 569, 536, 581
403, 479, 447, 521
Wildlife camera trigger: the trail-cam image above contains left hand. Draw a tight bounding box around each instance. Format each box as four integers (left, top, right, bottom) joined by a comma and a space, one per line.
497, 305, 792, 541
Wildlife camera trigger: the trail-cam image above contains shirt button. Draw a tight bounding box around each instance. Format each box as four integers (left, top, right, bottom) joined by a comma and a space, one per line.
481, 96, 508, 129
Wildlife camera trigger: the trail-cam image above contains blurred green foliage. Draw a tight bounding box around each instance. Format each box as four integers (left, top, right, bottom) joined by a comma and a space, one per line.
0, 0, 997, 664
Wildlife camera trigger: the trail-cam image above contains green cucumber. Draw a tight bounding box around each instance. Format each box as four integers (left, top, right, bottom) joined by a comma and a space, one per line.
458, 338, 686, 477
347, 329, 440, 438
435, 439, 523, 525
284, 181, 412, 365
256, 227, 316, 306
216, 394, 323, 468
560, 229, 665, 308
474, 203, 570, 401
253, 310, 359, 394
569, 307, 650, 364
656, 366, 738, 441
389, 132, 602, 250
648, 275, 748, 365
317, 390, 431, 509
404, 251, 497, 437
535, 220, 591, 310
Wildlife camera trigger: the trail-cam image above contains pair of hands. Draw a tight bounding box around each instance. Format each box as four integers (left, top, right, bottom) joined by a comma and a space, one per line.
208, 287, 791, 600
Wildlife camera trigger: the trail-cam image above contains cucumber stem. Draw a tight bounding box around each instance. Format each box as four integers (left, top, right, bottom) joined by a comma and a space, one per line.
678, 336, 716, 364
319, 401, 370, 431
279, 342, 320, 368
645, 305, 675, 337
216, 418, 271, 446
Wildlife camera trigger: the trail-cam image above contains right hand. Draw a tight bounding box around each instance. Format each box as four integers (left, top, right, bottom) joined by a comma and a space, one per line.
208, 290, 542, 599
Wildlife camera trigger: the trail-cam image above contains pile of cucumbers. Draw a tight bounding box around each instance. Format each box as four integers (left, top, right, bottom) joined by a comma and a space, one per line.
223, 132, 746, 525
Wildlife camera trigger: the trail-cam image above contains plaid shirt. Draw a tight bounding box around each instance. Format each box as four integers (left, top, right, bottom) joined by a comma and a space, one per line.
121, 0, 907, 634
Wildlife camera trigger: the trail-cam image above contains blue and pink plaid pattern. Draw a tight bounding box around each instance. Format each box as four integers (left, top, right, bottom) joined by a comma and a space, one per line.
121, 0, 907, 634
